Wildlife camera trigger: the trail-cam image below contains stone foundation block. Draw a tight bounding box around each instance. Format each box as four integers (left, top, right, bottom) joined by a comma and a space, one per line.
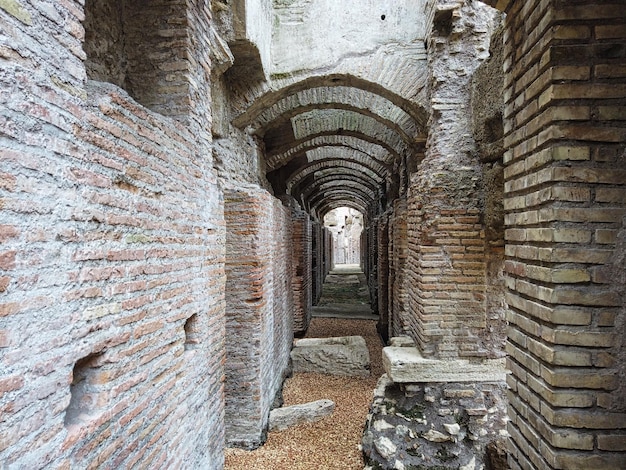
291, 336, 370, 376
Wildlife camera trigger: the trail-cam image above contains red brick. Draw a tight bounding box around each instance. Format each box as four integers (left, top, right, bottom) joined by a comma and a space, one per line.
0, 375, 24, 397
0, 302, 20, 317
0, 225, 20, 242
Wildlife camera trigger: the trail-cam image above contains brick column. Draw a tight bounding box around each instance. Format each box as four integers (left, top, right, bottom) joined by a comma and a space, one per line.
291, 208, 312, 335
310, 221, 323, 304
405, 0, 497, 359
390, 198, 409, 338
367, 222, 379, 316
502, 1, 626, 468
377, 212, 391, 342
223, 185, 294, 448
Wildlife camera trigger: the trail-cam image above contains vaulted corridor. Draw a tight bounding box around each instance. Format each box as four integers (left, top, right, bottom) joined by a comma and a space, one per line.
1, 0, 625, 469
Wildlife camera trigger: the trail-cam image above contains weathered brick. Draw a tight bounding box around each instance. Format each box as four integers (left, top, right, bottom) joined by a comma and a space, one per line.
596, 63, 626, 79
540, 367, 618, 390
597, 434, 626, 452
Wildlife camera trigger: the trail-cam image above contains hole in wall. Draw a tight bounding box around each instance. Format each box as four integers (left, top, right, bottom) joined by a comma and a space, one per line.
184, 314, 200, 351
381, 14, 386, 20
433, 9, 453, 35
64, 352, 106, 427
484, 113, 504, 144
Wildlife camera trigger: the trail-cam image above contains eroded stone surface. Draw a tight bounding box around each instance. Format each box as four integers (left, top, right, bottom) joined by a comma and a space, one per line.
291, 336, 371, 376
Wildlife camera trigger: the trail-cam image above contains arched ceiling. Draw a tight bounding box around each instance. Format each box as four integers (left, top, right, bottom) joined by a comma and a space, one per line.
233, 74, 427, 221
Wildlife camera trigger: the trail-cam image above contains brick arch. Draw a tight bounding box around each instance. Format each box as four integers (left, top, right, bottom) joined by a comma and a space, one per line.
264, 108, 410, 164
319, 200, 368, 221
247, 87, 422, 144
267, 134, 399, 171
260, 103, 416, 158
307, 180, 378, 214
294, 173, 381, 204
310, 190, 372, 217
232, 73, 428, 130
286, 159, 384, 193
245, 75, 426, 222
298, 146, 391, 175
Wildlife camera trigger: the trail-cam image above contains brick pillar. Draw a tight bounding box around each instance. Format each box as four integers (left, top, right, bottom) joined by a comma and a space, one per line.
367, 222, 379, 316
405, 0, 496, 359
291, 208, 312, 335
502, 1, 626, 468
377, 212, 391, 342
223, 185, 293, 448
310, 221, 323, 304
391, 198, 409, 337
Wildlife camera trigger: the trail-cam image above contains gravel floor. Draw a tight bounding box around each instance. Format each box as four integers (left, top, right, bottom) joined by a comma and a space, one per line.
224, 317, 384, 470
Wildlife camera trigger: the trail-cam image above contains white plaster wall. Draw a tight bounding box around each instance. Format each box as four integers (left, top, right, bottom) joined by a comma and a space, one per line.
245, 0, 273, 75
271, 0, 427, 75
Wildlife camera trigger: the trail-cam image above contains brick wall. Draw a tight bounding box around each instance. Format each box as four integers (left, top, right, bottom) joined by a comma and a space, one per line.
83, 0, 192, 121
377, 212, 391, 341
502, 1, 626, 468
223, 185, 294, 448
291, 208, 312, 335
390, 199, 409, 338
311, 221, 328, 305
366, 223, 379, 315
0, 2, 225, 467
405, 204, 489, 358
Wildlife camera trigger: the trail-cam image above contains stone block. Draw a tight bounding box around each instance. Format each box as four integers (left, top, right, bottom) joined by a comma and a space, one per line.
268, 399, 335, 432
382, 347, 507, 383
291, 336, 370, 376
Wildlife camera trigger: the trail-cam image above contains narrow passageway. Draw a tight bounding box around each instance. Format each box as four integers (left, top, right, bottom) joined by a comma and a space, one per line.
225, 266, 384, 469
313, 264, 377, 321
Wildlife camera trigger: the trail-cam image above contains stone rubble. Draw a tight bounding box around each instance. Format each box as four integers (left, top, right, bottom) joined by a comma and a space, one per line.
362, 374, 509, 470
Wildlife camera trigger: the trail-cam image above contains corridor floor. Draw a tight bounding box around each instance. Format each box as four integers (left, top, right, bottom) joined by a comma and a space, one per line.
224, 265, 384, 469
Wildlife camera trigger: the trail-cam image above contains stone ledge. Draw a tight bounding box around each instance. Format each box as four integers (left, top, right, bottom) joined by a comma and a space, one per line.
383, 346, 507, 383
